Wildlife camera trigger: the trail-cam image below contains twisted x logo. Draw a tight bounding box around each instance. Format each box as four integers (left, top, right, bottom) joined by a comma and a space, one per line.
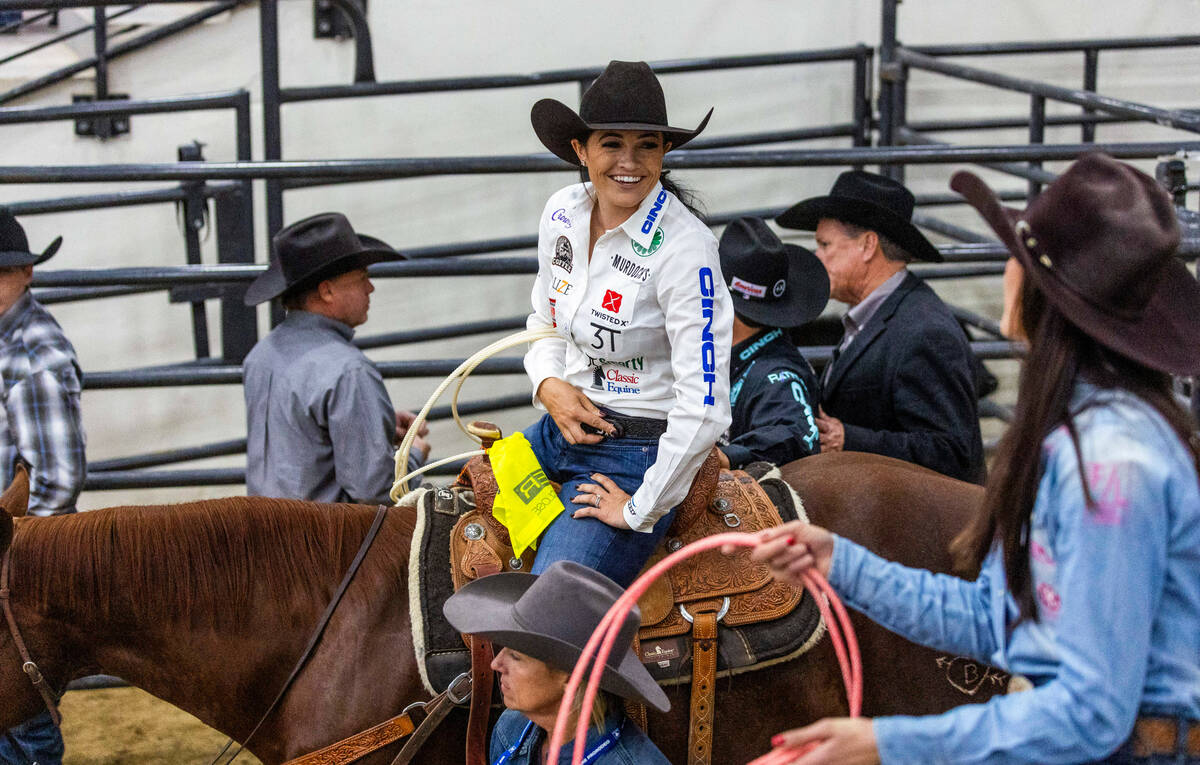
601, 289, 623, 313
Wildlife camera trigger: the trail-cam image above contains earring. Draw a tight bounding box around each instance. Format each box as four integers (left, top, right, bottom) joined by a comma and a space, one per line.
580, 160, 587, 167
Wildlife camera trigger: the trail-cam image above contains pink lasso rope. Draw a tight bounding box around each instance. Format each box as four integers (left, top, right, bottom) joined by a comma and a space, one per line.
545, 531, 862, 765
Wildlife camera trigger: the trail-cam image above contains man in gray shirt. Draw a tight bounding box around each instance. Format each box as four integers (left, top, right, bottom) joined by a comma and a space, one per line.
242, 212, 427, 504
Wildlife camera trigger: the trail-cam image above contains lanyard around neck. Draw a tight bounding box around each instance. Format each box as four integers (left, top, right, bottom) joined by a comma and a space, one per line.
492, 719, 624, 765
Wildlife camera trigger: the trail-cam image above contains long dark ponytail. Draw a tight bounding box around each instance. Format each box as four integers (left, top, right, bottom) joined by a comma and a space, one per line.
952, 274, 1200, 622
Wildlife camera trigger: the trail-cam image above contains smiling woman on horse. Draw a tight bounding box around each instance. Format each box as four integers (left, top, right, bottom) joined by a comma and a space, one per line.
445, 561, 670, 764
522, 60, 732, 586
739, 153, 1200, 765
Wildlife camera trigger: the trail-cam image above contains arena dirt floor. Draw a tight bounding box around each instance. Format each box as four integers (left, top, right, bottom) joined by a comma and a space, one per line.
61, 688, 262, 765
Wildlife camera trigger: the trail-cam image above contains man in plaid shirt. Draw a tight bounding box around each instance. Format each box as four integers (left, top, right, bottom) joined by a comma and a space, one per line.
0, 210, 85, 765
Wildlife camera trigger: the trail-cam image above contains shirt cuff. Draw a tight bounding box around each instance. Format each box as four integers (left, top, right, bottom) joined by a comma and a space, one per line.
622, 498, 656, 534
720, 444, 753, 470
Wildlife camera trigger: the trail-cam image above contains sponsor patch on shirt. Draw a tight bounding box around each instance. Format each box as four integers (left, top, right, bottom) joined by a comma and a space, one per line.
611, 253, 651, 282
551, 208, 573, 229
550, 277, 572, 296
552, 236, 573, 272
631, 227, 665, 257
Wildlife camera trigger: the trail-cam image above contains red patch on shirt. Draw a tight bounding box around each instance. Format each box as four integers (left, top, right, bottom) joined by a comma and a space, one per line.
601, 289, 623, 313
1031, 540, 1055, 566
1085, 461, 1129, 525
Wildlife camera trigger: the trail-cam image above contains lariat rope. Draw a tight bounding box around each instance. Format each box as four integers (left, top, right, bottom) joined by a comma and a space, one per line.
389, 327, 559, 502
546, 532, 863, 765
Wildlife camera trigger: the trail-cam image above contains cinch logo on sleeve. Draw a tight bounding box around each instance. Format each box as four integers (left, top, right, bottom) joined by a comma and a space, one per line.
640, 189, 668, 234
699, 267, 717, 406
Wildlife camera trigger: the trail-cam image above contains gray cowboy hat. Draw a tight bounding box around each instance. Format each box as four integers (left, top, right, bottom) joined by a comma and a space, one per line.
443, 560, 670, 713
0, 208, 61, 267
952, 152, 1200, 375
531, 60, 713, 166
243, 212, 404, 306
776, 170, 942, 262
719, 217, 829, 329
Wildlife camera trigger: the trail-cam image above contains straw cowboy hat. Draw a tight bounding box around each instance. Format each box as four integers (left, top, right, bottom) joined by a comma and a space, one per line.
719, 217, 829, 329
951, 152, 1200, 375
443, 560, 670, 713
531, 60, 713, 166
243, 212, 404, 306
776, 170, 943, 262
0, 208, 61, 267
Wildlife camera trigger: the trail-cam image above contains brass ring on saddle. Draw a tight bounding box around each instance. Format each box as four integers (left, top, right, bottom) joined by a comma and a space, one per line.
680, 597, 730, 624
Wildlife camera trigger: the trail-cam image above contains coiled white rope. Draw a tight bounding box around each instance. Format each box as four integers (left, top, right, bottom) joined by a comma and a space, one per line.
389, 326, 559, 502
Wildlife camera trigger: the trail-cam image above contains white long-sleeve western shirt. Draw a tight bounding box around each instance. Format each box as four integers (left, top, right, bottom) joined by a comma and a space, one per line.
525, 181, 732, 532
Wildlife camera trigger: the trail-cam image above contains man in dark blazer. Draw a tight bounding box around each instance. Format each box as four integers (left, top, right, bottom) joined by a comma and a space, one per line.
777, 171, 984, 483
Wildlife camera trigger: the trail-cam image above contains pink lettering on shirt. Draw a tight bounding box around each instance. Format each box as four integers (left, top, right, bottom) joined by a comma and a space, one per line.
1085, 461, 1129, 525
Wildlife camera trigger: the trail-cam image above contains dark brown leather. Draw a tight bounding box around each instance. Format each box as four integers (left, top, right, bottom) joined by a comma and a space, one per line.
687, 607, 719, 765
466, 631, 496, 765
1131, 717, 1200, 757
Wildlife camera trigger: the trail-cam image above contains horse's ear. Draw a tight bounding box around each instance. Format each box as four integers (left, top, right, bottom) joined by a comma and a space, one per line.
0, 460, 30, 519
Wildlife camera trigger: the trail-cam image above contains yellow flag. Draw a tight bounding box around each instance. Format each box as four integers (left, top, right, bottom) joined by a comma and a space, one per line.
489, 433, 564, 557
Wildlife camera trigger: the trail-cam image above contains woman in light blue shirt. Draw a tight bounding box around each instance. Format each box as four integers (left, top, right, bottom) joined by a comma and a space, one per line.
740, 154, 1200, 765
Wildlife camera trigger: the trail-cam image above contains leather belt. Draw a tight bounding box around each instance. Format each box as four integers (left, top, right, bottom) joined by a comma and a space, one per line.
1131, 717, 1200, 758
599, 409, 668, 440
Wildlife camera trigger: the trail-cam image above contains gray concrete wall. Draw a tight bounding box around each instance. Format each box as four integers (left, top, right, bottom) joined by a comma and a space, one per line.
0, 1, 1196, 507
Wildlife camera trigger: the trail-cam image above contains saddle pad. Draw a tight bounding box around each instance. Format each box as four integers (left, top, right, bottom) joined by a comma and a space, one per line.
403, 485, 474, 695
637, 462, 825, 685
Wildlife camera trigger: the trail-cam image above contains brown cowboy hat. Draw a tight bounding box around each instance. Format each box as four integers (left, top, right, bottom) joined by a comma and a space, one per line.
443, 560, 670, 713
531, 60, 712, 166
776, 170, 942, 262
244, 212, 404, 306
951, 152, 1200, 375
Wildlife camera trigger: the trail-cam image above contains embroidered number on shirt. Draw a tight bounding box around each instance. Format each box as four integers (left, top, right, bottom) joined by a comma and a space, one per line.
590, 322, 620, 352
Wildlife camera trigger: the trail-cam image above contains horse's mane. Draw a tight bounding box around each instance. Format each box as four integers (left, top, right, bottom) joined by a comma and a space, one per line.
11, 497, 413, 629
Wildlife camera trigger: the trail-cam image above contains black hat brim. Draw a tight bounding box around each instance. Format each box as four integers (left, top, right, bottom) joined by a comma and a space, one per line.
777, 197, 943, 263
951, 169, 1200, 375
443, 572, 670, 713
532, 98, 712, 166
243, 236, 403, 307
728, 244, 830, 329
0, 235, 61, 268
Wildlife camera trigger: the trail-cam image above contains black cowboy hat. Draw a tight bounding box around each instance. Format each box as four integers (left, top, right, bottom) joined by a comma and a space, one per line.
952, 152, 1200, 375
776, 170, 942, 263
244, 212, 404, 306
0, 209, 61, 268
531, 60, 713, 166
719, 217, 829, 329
443, 560, 670, 713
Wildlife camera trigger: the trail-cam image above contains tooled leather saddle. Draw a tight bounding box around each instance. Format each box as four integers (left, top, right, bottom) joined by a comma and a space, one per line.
439, 428, 820, 765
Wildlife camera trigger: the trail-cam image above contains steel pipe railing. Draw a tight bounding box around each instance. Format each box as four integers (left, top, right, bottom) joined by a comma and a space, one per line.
5, 181, 243, 216
897, 48, 1200, 135
909, 35, 1200, 57
0, 5, 139, 68
2, 141, 1197, 185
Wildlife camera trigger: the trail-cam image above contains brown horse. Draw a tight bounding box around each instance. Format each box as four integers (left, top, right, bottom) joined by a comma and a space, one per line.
0, 452, 998, 764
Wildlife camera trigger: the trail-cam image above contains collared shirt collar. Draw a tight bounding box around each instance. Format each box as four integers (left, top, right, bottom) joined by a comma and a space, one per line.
732, 327, 785, 378
842, 268, 907, 341
619, 181, 670, 249
0, 291, 33, 340
283, 308, 356, 341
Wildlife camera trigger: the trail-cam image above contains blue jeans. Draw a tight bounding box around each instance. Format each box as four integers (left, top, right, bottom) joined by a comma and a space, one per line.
523, 414, 675, 587
0, 711, 63, 765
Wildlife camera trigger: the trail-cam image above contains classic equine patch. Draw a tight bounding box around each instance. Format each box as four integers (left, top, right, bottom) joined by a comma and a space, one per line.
553, 235, 573, 272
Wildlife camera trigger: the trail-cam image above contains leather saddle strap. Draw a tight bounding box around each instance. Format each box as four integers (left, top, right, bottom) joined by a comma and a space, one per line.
688, 608, 720, 765
0, 550, 62, 727
625, 635, 648, 733
216, 505, 390, 765
466, 561, 500, 765
285, 710, 417, 765
389, 683, 469, 765
466, 630, 496, 765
